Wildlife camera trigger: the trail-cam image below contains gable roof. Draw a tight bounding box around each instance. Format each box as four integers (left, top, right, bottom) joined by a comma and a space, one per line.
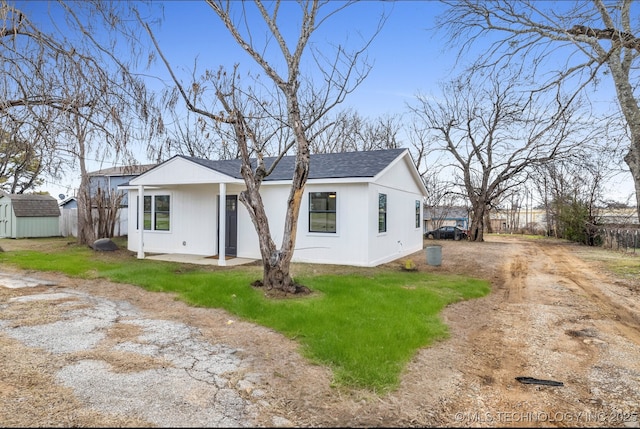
88, 164, 156, 177
1, 194, 60, 217
180, 148, 408, 181
123, 148, 427, 197
58, 196, 78, 208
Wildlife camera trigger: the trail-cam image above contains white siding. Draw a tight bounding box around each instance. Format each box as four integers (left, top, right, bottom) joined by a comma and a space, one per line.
125, 151, 427, 267
127, 184, 218, 255
234, 183, 371, 265
293, 183, 369, 265
129, 157, 242, 186
366, 157, 424, 266
232, 183, 373, 265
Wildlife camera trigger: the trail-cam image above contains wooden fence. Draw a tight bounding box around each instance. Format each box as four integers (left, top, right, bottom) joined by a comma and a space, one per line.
59, 208, 128, 238
598, 227, 640, 253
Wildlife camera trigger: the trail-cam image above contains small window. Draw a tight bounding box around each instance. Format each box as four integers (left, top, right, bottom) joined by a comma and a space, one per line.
378, 193, 387, 233
154, 195, 170, 230
143, 196, 152, 230
415, 200, 421, 228
138, 195, 170, 231
309, 192, 336, 233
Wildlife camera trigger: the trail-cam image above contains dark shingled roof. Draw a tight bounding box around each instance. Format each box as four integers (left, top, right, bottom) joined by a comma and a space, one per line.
2, 194, 61, 217
181, 148, 407, 181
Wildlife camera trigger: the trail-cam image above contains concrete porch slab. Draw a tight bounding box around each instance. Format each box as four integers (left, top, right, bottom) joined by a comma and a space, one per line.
145, 253, 257, 267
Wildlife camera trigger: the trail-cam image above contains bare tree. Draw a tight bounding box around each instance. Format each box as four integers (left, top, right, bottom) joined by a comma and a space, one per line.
422, 176, 464, 231
409, 72, 584, 241
94, 187, 125, 239
0, 120, 54, 194
437, 0, 640, 221
60, 2, 155, 245
532, 141, 615, 242
406, 109, 469, 232
494, 185, 534, 234
0, 1, 157, 244
141, 1, 383, 293
149, 106, 241, 162
309, 109, 401, 153
0, 2, 76, 189
57, 60, 144, 244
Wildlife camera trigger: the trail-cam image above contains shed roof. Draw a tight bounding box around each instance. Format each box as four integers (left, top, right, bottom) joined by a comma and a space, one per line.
180, 148, 408, 181
2, 194, 61, 217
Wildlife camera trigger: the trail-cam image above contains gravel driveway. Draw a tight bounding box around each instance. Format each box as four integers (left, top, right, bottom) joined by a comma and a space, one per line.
0, 271, 278, 427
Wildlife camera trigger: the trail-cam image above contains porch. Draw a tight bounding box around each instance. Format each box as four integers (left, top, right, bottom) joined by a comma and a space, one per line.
146, 253, 257, 267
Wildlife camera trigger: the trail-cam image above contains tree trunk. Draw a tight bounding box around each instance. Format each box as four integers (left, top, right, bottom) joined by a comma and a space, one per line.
262, 257, 297, 294
607, 51, 640, 223
624, 146, 640, 223
484, 210, 493, 234
76, 180, 95, 245
468, 203, 486, 242
240, 184, 298, 294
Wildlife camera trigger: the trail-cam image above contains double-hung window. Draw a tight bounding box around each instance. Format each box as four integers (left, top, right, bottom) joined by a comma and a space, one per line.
415, 200, 421, 228
378, 193, 387, 233
309, 192, 336, 233
138, 195, 170, 231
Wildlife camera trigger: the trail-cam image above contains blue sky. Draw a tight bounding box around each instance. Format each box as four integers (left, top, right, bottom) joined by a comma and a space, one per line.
40, 0, 463, 197
141, 0, 633, 202
146, 1, 455, 118
29, 1, 633, 203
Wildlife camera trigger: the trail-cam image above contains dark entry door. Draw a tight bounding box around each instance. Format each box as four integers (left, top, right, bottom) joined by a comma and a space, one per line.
218, 195, 238, 256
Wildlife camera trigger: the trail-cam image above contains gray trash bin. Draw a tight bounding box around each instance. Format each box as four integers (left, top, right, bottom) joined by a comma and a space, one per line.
426, 245, 442, 266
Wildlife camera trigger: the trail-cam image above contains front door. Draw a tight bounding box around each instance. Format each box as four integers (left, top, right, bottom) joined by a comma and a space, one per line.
217, 195, 238, 257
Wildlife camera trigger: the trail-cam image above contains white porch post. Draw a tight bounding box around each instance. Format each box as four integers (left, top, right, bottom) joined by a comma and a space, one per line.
218, 182, 227, 266
137, 185, 145, 259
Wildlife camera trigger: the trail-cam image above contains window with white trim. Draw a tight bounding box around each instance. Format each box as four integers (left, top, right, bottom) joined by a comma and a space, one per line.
415, 200, 421, 228
137, 195, 170, 231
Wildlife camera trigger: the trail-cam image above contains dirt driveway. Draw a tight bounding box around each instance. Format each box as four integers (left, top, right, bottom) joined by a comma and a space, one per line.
1, 235, 639, 427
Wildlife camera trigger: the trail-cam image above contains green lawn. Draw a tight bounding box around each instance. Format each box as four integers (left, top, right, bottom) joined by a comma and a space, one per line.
0, 238, 490, 392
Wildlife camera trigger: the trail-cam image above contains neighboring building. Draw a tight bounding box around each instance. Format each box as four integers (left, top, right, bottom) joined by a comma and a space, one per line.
599, 207, 638, 225
0, 193, 61, 238
88, 164, 156, 207
489, 207, 553, 234
59, 164, 156, 238
120, 148, 428, 267
423, 206, 469, 233
58, 196, 78, 209
489, 206, 638, 234
87, 164, 156, 237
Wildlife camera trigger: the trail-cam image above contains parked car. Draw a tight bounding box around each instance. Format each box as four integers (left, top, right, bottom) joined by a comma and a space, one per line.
424, 226, 468, 240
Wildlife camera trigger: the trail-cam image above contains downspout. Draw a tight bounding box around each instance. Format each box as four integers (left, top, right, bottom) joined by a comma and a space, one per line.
218, 182, 226, 266
137, 185, 144, 259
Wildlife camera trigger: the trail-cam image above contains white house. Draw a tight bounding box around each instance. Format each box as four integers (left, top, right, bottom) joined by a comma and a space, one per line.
120, 148, 427, 267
